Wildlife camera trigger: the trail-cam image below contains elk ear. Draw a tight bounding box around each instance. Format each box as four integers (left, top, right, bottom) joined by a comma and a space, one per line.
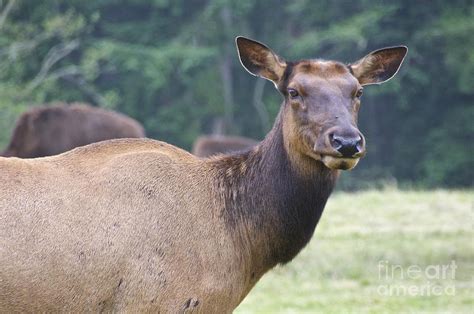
350, 46, 408, 86
236, 36, 287, 85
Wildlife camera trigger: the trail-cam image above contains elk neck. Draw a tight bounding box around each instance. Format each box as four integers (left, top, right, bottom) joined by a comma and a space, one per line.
210, 104, 339, 278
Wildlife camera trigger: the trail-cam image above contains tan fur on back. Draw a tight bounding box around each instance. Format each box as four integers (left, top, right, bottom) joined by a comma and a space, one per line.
0, 139, 246, 312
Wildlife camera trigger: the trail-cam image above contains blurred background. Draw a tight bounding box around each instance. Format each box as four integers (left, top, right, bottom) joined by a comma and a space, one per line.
0, 1, 472, 312
0, 0, 472, 189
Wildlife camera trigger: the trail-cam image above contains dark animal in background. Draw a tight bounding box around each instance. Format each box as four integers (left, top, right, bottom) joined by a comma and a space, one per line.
0, 37, 406, 312
1, 103, 145, 158
192, 135, 258, 157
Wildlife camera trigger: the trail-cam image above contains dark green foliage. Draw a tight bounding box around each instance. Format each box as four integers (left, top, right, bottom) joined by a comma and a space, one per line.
0, 0, 472, 187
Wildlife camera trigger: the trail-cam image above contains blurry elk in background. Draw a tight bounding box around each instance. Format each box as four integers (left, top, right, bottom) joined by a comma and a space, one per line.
192, 135, 258, 157
1, 103, 145, 158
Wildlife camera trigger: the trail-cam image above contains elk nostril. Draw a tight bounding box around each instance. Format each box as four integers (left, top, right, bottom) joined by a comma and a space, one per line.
355, 136, 363, 151
330, 134, 343, 150
333, 138, 342, 147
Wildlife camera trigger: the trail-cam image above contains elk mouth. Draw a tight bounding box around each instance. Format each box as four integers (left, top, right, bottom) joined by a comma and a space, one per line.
310, 146, 364, 170
320, 155, 360, 170
306, 149, 361, 170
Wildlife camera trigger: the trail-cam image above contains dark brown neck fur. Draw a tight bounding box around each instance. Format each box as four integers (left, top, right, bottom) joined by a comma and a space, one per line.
211, 106, 338, 276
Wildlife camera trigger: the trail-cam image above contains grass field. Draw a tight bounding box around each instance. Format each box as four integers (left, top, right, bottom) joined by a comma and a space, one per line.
235, 190, 473, 313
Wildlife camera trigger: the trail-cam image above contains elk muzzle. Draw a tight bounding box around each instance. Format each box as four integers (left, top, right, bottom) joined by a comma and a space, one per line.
329, 133, 364, 158
313, 127, 366, 170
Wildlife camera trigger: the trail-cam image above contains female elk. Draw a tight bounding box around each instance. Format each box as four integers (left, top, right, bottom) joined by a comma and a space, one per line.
0, 37, 406, 312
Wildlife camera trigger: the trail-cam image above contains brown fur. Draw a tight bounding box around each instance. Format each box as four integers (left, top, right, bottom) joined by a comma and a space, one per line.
0, 37, 406, 312
192, 135, 258, 157
1, 103, 145, 158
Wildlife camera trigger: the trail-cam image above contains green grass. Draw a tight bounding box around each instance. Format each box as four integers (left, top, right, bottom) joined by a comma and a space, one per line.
235, 190, 474, 313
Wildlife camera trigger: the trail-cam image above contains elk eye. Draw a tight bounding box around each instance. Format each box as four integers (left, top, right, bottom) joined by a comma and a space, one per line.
288, 88, 299, 99
355, 88, 363, 99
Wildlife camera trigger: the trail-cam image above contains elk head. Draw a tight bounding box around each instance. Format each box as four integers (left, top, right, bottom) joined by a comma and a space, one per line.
236, 37, 407, 170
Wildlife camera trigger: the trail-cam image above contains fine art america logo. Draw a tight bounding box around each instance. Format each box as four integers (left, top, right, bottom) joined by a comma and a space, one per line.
377, 260, 457, 296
